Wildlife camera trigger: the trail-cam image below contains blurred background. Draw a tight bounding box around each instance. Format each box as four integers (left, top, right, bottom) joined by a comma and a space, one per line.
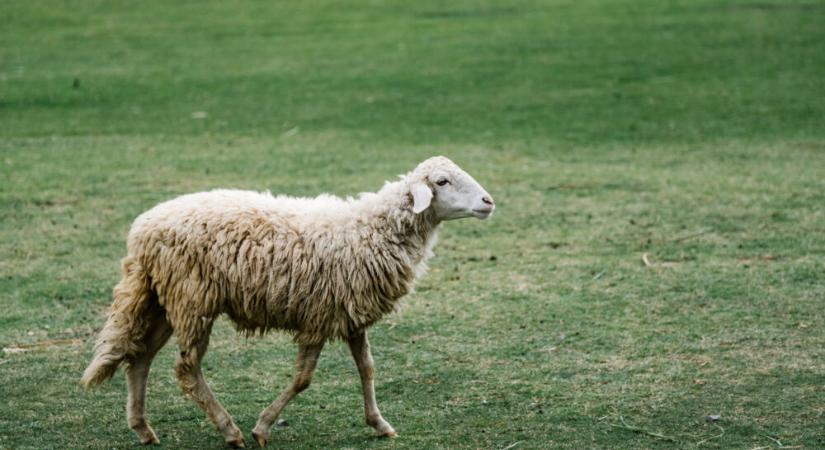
1, 1, 823, 448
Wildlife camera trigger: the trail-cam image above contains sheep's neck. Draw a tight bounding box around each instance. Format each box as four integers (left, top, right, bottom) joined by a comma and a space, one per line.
377, 197, 439, 263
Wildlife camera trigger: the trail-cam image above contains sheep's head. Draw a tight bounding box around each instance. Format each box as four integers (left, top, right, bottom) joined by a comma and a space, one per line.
409, 156, 495, 221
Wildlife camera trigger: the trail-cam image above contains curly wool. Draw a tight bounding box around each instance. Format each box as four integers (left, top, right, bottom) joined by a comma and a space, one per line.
128, 171, 438, 348
141, 190, 435, 347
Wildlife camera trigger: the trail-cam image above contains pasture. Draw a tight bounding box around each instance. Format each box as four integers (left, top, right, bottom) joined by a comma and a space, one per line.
1, 0, 824, 448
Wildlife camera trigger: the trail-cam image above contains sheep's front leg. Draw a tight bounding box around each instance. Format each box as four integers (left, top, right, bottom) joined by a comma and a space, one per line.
348, 332, 396, 437
252, 343, 324, 448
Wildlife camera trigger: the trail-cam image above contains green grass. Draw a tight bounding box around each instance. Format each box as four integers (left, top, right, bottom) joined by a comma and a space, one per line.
1, 0, 824, 448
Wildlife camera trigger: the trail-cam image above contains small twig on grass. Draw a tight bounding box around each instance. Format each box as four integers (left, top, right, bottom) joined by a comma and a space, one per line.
642, 229, 713, 270
641, 252, 681, 269
610, 415, 677, 442
500, 441, 523, 450
766, 436, 783, 447
669, 228, 712, 243
695, 424, 724, 447
764, 435, 802, 449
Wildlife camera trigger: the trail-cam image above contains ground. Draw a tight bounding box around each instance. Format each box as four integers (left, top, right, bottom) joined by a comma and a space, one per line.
1, 0, 824, 449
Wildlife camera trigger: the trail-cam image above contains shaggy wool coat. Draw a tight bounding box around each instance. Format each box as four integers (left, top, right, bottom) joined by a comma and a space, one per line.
134, 185, 437, 346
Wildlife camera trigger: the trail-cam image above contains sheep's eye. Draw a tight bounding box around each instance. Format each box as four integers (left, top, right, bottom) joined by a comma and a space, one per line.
436, 179, 450, 186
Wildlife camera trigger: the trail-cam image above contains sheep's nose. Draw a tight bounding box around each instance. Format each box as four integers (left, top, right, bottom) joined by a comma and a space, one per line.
482, 196, 494, 206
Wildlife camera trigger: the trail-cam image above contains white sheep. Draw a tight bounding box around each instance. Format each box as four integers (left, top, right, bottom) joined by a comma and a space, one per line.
81, 156, 495, 447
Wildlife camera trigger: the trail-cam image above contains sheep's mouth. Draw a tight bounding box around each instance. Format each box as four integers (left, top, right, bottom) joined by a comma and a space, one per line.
472, 208, 494, 219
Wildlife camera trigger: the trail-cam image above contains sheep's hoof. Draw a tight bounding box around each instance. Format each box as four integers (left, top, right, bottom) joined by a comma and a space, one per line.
226, 436, 246, 448
377, 429, 397, 438
252, 430, 268, 448
132, 422, 160, 445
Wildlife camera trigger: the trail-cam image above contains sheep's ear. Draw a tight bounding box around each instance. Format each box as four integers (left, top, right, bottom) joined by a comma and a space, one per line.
411, 182, 433, 214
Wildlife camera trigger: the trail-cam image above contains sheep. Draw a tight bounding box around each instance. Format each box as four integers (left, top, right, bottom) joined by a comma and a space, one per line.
81, 156, 495, 448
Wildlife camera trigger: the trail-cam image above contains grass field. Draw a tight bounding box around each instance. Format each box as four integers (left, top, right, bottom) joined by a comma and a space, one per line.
2, 0, 824, 448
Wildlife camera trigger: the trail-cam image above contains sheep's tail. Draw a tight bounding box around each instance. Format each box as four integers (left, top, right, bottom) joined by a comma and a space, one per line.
81, 256, 156, 389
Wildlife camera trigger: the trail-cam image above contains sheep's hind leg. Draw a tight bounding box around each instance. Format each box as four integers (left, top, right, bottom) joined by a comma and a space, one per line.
252, 343, 324, 448
347, 331, 396, 437
125, 310, 173, 445
174, 320, 245, 448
